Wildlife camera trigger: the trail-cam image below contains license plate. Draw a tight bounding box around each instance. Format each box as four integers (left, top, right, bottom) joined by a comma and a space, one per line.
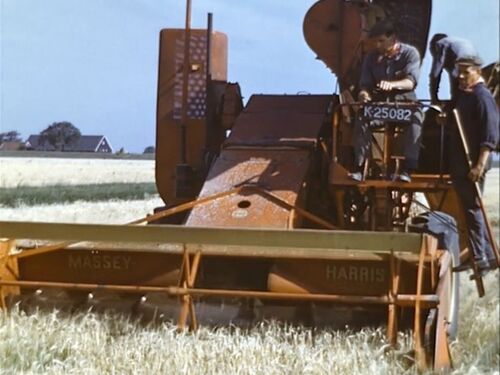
361, 103, 419, 123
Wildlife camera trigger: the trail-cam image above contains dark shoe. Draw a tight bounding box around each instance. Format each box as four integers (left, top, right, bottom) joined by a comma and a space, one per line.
462, 259, 498, 280
453, 261, 473, 272
487, 258, 499, 270
464, 258, 498, 277
349, 172, 363, 182
389, 171, 411, 183
478, 258, 499, 272
398, 172, 411, 183
453, 257, 485, 272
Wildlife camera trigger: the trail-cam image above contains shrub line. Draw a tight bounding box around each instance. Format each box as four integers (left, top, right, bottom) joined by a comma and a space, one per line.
0, 183, 158, 207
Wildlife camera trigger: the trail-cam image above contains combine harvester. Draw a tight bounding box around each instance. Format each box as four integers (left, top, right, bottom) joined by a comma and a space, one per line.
1, 0, 498, 371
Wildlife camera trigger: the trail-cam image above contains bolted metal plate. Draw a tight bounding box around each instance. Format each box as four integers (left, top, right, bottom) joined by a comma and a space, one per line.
185, 149, 311, 228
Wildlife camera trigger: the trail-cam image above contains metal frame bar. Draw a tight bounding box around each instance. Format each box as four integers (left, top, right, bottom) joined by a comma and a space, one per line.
387, 250, 402, 345
0, 280, 440, 308
177, 246, 202, 331
0, 222, 424, 254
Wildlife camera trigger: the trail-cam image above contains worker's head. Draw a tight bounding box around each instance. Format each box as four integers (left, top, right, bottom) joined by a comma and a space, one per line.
429, 33, 447, 56
369, 20, 397, 54
456, 56, 483, 90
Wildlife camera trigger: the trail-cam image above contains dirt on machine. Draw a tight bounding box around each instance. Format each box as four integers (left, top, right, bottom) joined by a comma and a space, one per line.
1, 0, 499, 372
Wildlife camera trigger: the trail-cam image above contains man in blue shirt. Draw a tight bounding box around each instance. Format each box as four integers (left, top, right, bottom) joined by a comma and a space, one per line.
451, 56, 499, 273
429, 34, 478, 103
351, 20, 422, 182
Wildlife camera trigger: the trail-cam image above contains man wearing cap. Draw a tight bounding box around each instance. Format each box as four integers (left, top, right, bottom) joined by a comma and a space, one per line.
452, 56, 499, 273
429, 34, 478, 104
351, 20, 422, 182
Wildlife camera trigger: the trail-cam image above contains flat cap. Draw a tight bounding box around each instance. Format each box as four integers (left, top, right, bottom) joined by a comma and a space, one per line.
456, 55, 483, 67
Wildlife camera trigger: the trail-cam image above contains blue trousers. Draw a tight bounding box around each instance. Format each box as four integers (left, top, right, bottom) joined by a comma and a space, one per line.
353, 117, 422, 170
452, 175, 494, 261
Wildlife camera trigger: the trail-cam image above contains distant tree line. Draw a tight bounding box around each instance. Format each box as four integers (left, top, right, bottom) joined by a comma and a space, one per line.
0, 130, 22, 143
1, 122, 82, 151
39, 121, 81, 151
143, 146, 155, 154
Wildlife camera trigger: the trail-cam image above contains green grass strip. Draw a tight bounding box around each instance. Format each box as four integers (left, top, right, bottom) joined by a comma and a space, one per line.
0, 183, 158, 207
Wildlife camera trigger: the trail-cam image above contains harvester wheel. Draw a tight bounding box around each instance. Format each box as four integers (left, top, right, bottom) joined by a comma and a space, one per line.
408, 212, 460, 342
424, 252, 456, 370
447, 259, 460, 341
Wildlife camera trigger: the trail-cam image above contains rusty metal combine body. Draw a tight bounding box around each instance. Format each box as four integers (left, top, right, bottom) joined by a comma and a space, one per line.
1, 0, 498, 371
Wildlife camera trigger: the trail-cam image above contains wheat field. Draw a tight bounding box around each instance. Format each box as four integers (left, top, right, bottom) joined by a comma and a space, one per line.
0, 158, 155, 188
0, 157, 498, 374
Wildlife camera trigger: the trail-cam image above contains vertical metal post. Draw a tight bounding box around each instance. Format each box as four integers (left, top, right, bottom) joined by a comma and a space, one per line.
175, 0, 195, 198
439, 120, 445, 181
414, 236, 428, 370
337, 1, 345, 88
206, 13, 212, 85
205, 13, 214, 153
180, 0, 192, 164
332, 109, 339, 163
387, 251, 400, 345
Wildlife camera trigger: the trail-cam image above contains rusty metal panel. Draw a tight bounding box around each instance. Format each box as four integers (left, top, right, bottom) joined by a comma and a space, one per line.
224, 95, 332, 148
268, 259, 433, 296
156, 28, 227, 123
185, 149, 311, 228
303, 0, 363, 84
18, 250, 182, 287
0, 240, 19, 297
155, 29, 227, 204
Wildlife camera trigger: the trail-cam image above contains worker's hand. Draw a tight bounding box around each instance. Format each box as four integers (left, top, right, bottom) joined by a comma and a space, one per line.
358, 91, 371, 102
468, 164, 485, 182
377, 80, 394, 91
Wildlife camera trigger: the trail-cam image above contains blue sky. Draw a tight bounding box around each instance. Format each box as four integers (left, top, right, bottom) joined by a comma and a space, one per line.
1, 0, 499, 152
